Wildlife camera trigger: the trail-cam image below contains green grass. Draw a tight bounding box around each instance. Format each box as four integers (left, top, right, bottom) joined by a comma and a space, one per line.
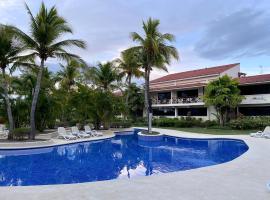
155, 127, 257, 135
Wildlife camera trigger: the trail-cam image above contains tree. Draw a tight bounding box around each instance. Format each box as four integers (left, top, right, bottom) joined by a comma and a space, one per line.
115, 50, 143, 105
0, 25, 32, 134
56, 59, 82, 91
126, 84, 144, 120
91, 62, 119, 91
130, 18, 179, 133
13, 3, 86, 139
203, 75, 244, 126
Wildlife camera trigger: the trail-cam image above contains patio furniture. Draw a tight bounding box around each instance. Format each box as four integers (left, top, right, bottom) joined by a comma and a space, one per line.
0, 125, 8, 138
57, 127, 77, 140
84, 125, 103, 137
250, 126, 270, 138
71, 126, 90, 138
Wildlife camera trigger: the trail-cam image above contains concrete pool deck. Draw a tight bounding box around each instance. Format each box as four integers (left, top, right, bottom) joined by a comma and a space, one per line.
0, 129, 115, 149
0, 128, 270, 200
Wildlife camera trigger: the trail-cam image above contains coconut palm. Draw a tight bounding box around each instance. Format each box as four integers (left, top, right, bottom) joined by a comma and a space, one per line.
13, 3, 86, 139
57, 59, 82, 91
115, 50, 143, 105
0, 25, 33, 134
130, 18, 179, 133
91, 62, 119, 91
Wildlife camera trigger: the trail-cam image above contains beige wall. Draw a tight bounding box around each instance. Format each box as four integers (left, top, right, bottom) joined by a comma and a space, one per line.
220, 64, 240, 78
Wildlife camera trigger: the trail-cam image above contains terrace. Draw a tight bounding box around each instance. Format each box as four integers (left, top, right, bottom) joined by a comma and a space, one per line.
1, 128, 270, 200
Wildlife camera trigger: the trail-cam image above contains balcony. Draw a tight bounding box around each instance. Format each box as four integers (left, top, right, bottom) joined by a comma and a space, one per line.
151, 97, 203, 105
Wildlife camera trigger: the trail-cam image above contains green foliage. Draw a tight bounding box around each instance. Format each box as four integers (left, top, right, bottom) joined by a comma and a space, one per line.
125, 84, 144, 120
151, 117, 218, 128
90, 62, 120, 91
229, 117, 270, 130
110, 119, 132, 128
203, 75, 244, 126
12, 127, 30, 140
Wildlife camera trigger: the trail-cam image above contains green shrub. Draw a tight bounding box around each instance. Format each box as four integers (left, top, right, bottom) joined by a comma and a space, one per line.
154, 118, 178, 127
229, 117, 270, 130
110, 120, 132, 128
203, 120, 218, 128
12, 128, 30, 140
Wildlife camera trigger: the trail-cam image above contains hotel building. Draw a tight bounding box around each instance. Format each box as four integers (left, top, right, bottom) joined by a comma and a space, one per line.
150, 63, 270, 120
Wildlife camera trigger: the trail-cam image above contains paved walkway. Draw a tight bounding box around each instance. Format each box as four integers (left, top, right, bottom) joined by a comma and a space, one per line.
0, 128, 270, 200
0, 130, 115, 149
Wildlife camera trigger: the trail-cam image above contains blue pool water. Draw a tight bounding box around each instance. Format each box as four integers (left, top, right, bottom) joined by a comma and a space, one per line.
0, 131, 248, 186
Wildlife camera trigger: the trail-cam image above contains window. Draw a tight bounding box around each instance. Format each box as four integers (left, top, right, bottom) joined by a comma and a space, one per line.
158, 92, 171, 100
153, 108, 175, 116
177, 89, 198, 98
177, 107, 207, 116
239, 106, 270, 116
240, 84, 270, 95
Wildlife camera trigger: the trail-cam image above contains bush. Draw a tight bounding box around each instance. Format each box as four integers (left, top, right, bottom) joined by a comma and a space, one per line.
229, 117, 270, 130
150, 117, 217, 128
153, 118, 178, 127
203, 120, 218, 128
12, 128, 30, 140
110, 120, 132, 128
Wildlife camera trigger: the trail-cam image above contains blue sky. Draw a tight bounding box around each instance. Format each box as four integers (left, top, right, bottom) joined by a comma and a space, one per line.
1, 0, 270, 80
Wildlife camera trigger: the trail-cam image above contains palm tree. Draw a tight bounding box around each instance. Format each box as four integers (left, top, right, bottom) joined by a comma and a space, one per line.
91, 62, 119, 91
115, 50, 143, 105
130, 18, 179, 133
57, 59, 81, 91
13, 3, 86, 139
0, 25, 32, 135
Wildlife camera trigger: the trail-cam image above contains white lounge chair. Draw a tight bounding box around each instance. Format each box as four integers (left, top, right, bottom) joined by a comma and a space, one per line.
57, 127, 77, 140
264, 132, 270, 139
250, 126, 270, 138
84, 125, 103, 137
0, 125, 8, 138
71, 126, 90, 138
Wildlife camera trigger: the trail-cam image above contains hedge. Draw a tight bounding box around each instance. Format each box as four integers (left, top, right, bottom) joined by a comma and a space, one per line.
229, 117, 270, 130
152, 117, 218, 128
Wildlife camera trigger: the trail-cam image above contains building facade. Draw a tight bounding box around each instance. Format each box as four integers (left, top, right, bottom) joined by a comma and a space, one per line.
150, 63, 270, 120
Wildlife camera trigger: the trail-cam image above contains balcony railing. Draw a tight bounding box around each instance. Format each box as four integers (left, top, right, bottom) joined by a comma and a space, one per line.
151, 97, 203, 105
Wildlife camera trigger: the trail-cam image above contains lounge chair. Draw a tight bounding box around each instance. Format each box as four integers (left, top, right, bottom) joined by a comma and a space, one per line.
84, 125, 103, 137
264, 132, 270, 139
71, 126, 90, 138
250, 126, 270, 138
0, 125, 8, 138
57, 127, 77, 140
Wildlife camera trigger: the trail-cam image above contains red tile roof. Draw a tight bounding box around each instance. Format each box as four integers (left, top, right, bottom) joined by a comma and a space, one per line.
239, 74, 270, 85
150, 63, 239, 84
150, 83, 206, 92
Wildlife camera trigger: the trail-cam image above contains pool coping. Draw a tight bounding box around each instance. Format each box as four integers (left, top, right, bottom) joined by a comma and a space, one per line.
0, 127, 270, 200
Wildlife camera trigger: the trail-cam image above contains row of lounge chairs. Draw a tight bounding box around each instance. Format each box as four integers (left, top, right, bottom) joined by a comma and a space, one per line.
57, 125, 103, 140
250, 126, 270, 138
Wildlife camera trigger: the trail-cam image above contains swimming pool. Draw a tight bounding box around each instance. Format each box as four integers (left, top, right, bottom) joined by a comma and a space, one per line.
0, 131, 248, 186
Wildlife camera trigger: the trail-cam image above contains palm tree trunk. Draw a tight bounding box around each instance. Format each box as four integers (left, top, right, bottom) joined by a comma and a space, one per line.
144, 68, 151, 133
125, 75, 131, 106
30, 59, 44, 139
1, 67, 14, 134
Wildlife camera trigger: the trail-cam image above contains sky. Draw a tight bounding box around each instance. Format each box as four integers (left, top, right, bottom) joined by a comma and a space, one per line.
1, 0, 270, 80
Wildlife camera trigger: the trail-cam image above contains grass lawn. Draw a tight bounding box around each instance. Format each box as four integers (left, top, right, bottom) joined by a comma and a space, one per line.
153, 127, 257, 135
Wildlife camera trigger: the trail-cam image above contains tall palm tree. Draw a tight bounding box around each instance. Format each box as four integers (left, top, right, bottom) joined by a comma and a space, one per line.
13, 3, 86, 139
91, 62, 119, 91
130, 18, 179, 133
115, 50, 143, 105
0, 25, 32, 134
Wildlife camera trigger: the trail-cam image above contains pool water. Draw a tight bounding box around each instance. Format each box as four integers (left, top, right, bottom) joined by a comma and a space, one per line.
0, 132, 248, 186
